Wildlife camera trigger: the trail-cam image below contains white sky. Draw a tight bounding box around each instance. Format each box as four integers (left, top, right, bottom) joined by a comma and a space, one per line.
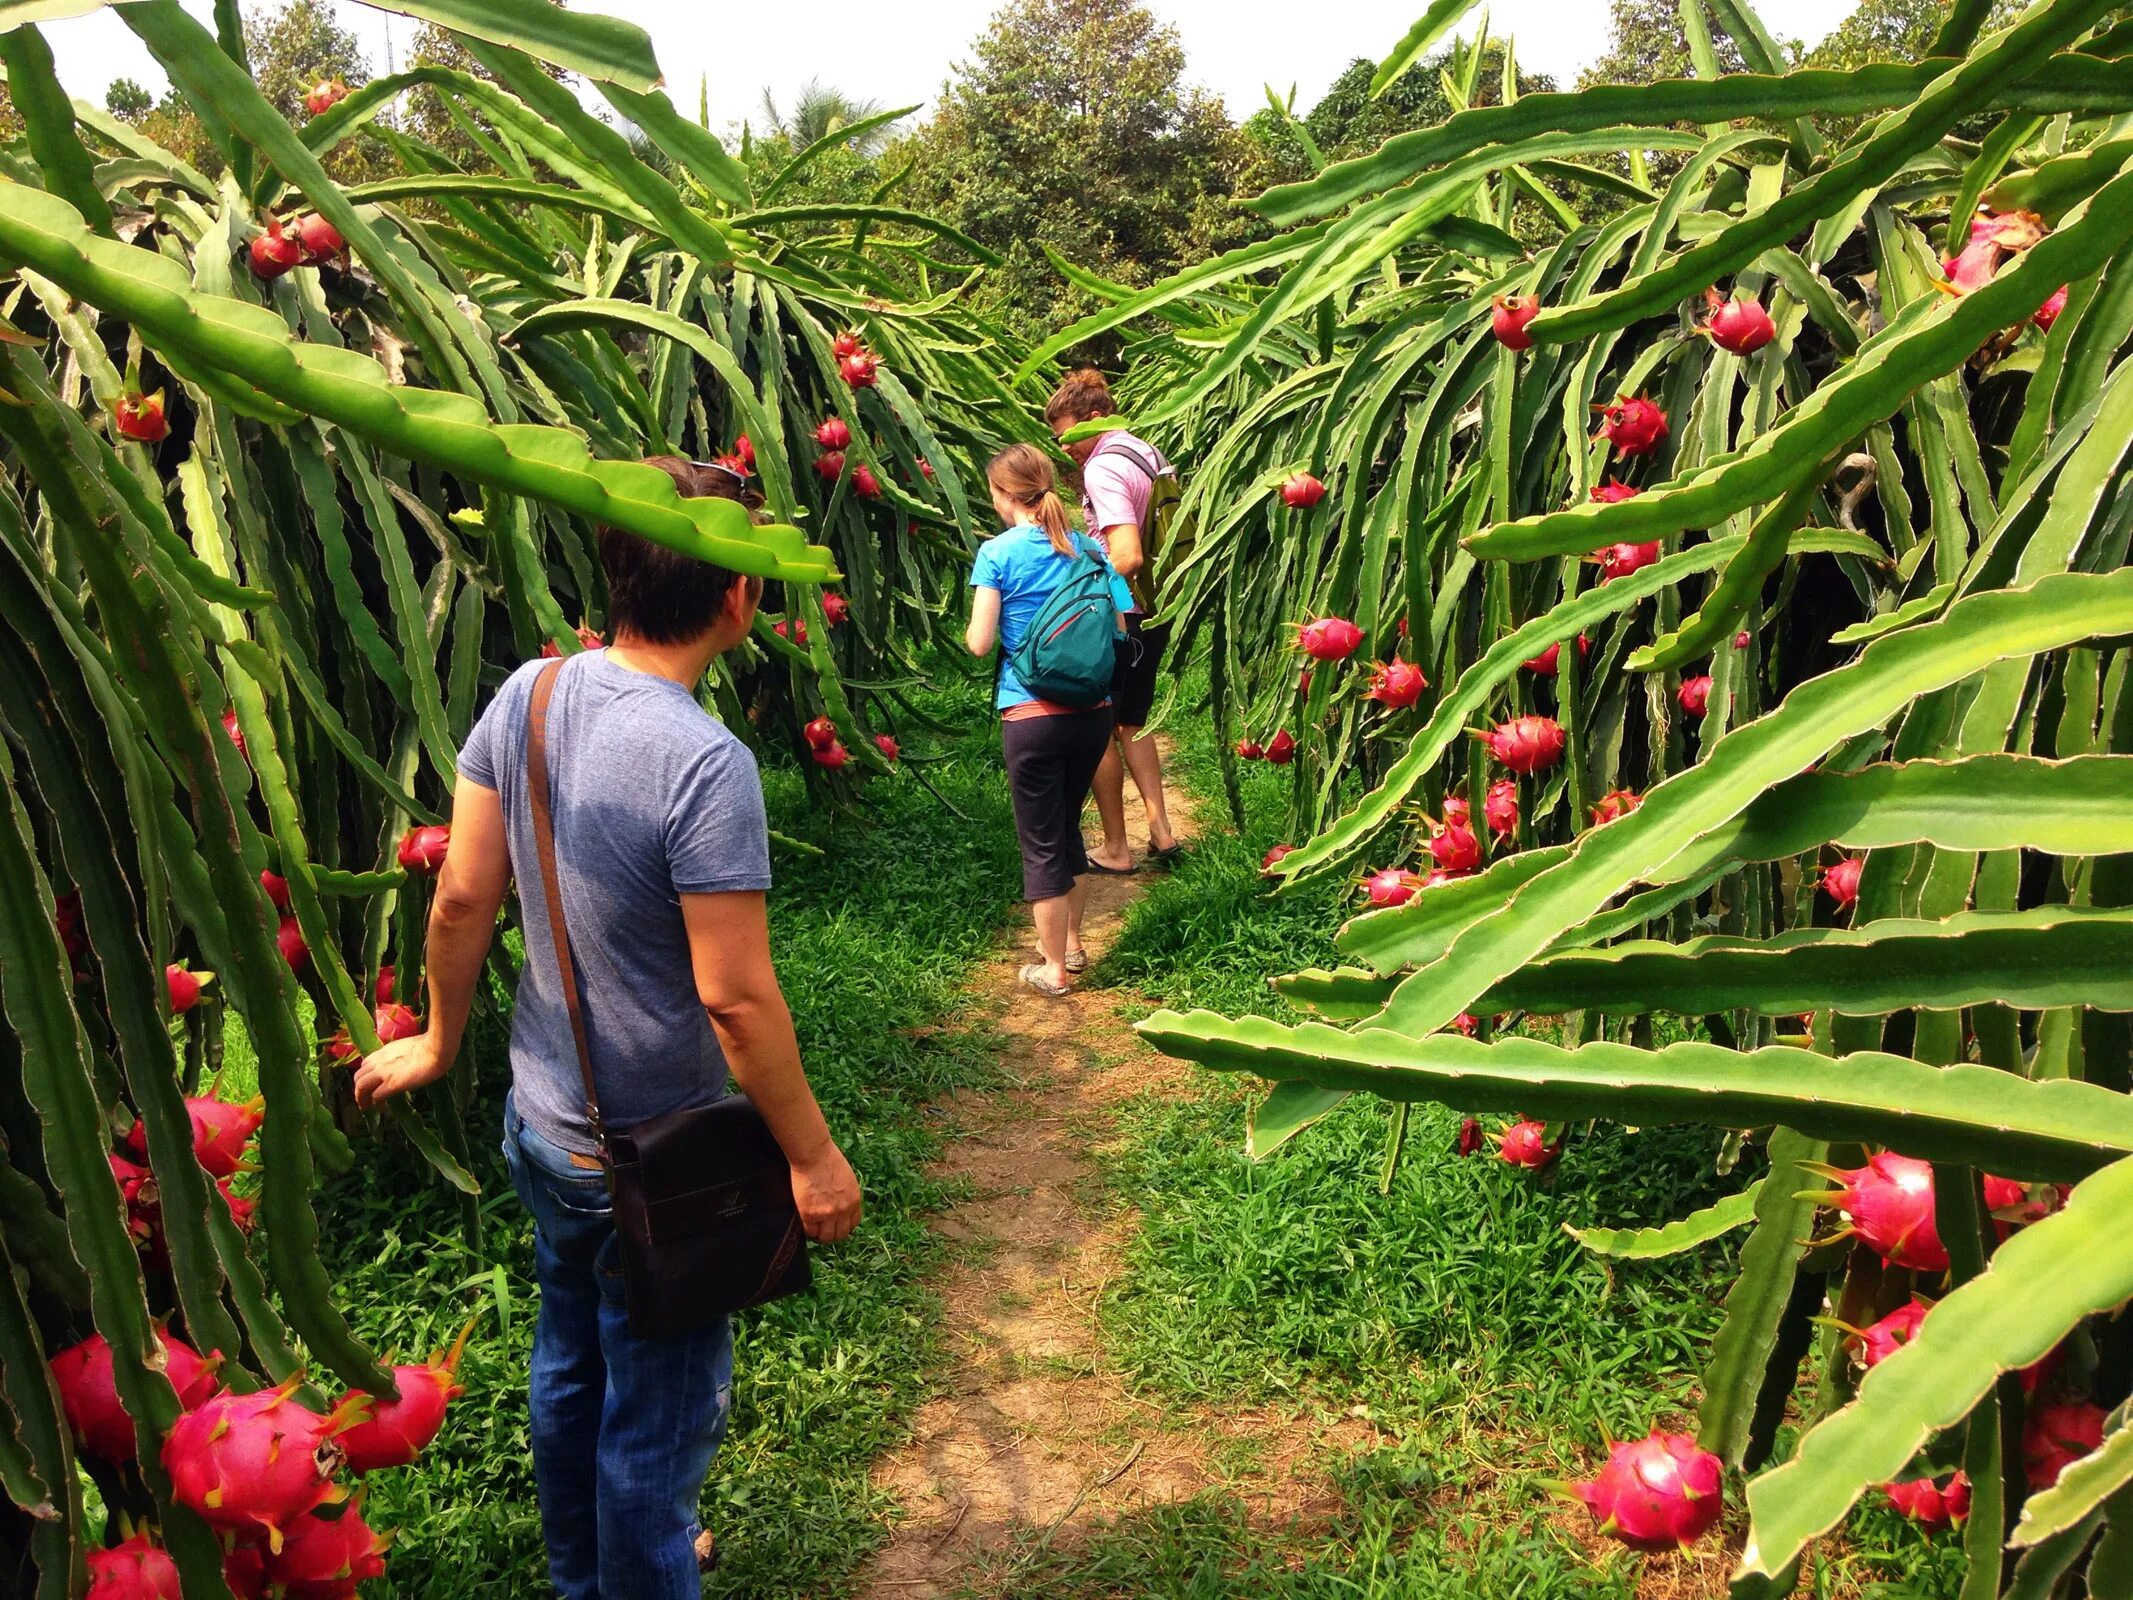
41, 0, 1867, 133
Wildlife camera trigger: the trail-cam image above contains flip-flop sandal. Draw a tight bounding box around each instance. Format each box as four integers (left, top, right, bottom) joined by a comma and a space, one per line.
1020, 962, 1073, 999
1083, 859, 1137, 876
1064, 950, 1088, 974
1147, 841, 1185, 864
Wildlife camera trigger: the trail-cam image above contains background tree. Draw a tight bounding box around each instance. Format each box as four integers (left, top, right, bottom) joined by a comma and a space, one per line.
758, 80, 900, 156
896, 0, 1271, 353
1579, 0, 1750, 87
1806, 0, 2020, 67
103, 76, 153, 122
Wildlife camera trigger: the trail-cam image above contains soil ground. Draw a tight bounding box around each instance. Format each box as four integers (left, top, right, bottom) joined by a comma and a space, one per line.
856, 754, 1376, 1597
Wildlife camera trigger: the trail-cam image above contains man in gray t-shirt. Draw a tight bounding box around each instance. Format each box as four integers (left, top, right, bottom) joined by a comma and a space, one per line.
354, 458, 860, 1596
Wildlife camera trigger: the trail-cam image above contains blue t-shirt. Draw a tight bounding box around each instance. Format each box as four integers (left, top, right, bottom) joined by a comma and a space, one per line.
458, 652, 772, 1155
970, 524, 1133, 710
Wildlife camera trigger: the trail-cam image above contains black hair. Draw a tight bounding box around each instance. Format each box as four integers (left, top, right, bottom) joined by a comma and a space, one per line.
596, 455, 754, 645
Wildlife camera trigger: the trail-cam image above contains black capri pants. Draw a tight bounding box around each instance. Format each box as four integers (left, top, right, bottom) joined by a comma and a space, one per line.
1002, 707, 1116, 901
1110, 615, 1170, 730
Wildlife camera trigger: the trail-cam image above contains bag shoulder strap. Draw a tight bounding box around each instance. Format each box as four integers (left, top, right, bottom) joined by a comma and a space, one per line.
525, 658, 606, 1149
1089, 438, 1166, 485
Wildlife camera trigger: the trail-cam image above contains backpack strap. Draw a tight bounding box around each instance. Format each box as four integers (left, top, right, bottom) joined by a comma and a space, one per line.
1089, 438, 1166, 485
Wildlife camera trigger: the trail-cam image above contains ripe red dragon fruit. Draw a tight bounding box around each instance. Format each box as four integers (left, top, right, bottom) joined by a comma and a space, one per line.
813, 740, 851, 769
1522, 636, 1589, 676
396, 825, 450, 875
1450, 1012, 1477, 1036
218, 1177, 257, 1232
260, 869, 292, 911
162, 1380, 364, 1550
265, 1504, 389, 1597
815, 449, 847, 481
54, 1331, 221, 1463
1850, 1298, 1928, 1369
1490, 293, 1540, 350
1595, 396, 1669, 457
774, 618, 810, 646
374, 1002, 421, 1046
1483, 715, 1564, 775
166, 964, 204, 1015
1983, 1174, 2062, 1229
1260, 844, 1296, 873
108, 1153, 160, 1253
852, 464, 883, 499
1280, 471, 1327, 509
1456, 1116, 1486, 1156
1811, 1152, 1948, 1272
832, 330, 864, 360
822, 592, 851, 626
85, 1533, 180, 1599
1496, 1119, 1559, 1168
1593, 540, 1662, 581
1297, 616, 1364, 662
873, 733, 900, 761
1943, 209, 2046, 295
294, 213, 344, 265
223, 709, 247, 757
303, 78, 348, 116
1265, 729, 1296, 765
918, 457, 935, 479
1428, 818, 1480, 873
2034, 286, 2068, 331
57, 890, 87, 962
128, 1092, 264, 1178
1589, 788, 1641, 826
114, 389, 170, 443
814, 416, 852, 450
1700, 289, 1776, 355
1883, 1473, 1969, 1530
373, 965, 395, 1005
1442, 795, 1470, 827
839, 350, 880, 388
248, 217, 305, 280
1678, 675, 1713, 718
1298, 668, 1314, 695
1590, 480, 1641, 504
1824, 855, 1865, 908
732, 433, 755, 469
222, 1543, 268, 1600
1483, 778, 1520, 835
1571, 1430, 1724, 1550
1361, 868, 1425, 908
711, 451, 751, 479
1236, 737, 1264, 760
1364, 659, 1426, 708
803, 716, 837, 750
2024, 1401, 2106, 1489
338, 1323, 471, 1473
1734, 629, 1752, 649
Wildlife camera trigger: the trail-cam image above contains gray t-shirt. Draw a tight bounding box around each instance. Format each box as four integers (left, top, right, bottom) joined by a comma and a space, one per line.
459, 652, 772, 1155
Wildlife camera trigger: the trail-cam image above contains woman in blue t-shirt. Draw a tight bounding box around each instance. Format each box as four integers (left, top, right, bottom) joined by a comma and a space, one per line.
965, 443, 1133, 998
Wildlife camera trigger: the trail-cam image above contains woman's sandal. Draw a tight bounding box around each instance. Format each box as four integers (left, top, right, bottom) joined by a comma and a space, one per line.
1083, 858, 1136, 876
1019, 962, 1073, 999
1146, 840, 1185, 864
1064, 949, 1088, 974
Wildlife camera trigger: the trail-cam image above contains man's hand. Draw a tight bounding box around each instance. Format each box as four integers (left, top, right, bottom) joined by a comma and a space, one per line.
352, 1032, 451, 1110
790, 1143, 862, 1244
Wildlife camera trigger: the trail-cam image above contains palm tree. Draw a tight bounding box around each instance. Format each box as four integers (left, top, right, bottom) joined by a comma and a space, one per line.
757, 79, 899, 153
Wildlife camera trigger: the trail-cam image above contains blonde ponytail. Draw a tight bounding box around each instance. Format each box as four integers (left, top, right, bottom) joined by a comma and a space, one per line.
987, 443, 1077, 557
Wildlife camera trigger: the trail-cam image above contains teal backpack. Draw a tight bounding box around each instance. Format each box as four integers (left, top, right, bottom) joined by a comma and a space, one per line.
1008, 539, 1120, 709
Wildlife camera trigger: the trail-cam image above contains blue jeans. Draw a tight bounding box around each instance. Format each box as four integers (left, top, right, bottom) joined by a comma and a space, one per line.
503, 1094, 733, 1599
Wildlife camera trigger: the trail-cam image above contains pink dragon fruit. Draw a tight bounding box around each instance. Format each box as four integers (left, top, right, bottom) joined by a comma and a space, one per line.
84, 1533, 181, 1598
813, 416, 852, 450
337, 1323, 471, 1473
1850, 1298, 1929, 1369
1883, 1473, 1969, 1530
1809, 1152, 1948, 1272
1497, 1119, 1558, 1168
1491, 293, 1540, 350
1482, 715, 1565, 775
1364, 659, 1426, 708
264, 1504, 389, 1598
1700, 289, 1776, 355
1595, 396, 1669, 458
1571, 1430, 1724, 1551
2024, 1401, 2106, 1489
1428, 818, 1480, 873
1588, 788, 1642, 826
1522, 636, 1589, 676
1456, 1116, 1486, 1155
2034, 286, 2068, 331
1678, 675, 1713, 718
1261, 843, 1296, 873
1361, 868, 1425, 908
53, 1331, 221, 1463
162, 1381, 366, 1550
1483, 778, 1520, 836
1824, 856, 1865, 908
1592, 540, 1662, 581
126, 1093, 264, 1179
1280, 471, 1327, 508
1297, 616, 1365, 662
1265, 730, 1297, 766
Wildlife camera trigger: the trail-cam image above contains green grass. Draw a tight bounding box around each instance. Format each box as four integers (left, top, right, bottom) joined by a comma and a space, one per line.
306, 671, 1025, 1597
1010, 722, 1965, 1599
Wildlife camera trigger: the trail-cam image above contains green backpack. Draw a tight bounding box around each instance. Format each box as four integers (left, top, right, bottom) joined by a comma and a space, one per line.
1088, 438, 1192, 615
1008, 539, 1120, 709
